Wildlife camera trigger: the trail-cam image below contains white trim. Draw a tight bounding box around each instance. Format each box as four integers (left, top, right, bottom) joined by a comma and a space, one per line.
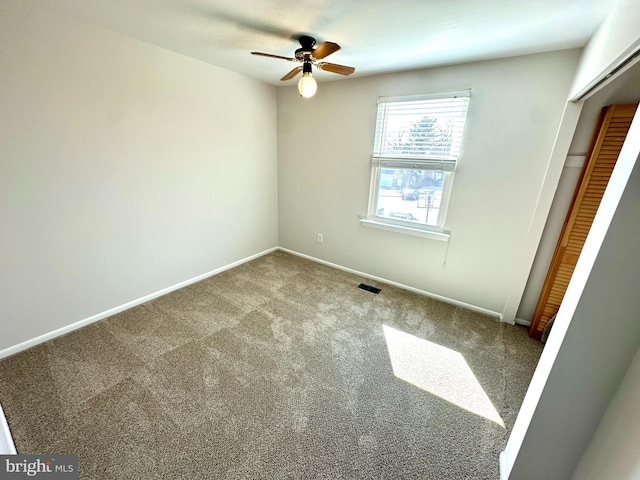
0, 403, 17, 454
0, 247, 278, 360
378, 89, 471, 103
499, 450, 508, 480
514, 317, 531, 327
278, 247, 502, 320
570, 43, 640, 102
360, 218, 450, 241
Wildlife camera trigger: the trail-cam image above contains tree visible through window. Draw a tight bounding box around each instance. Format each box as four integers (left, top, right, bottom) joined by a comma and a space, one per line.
368, 91, 470, 233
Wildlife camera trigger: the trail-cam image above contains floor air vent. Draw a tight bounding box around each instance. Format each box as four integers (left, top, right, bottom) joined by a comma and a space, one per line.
358, 283, 381, 294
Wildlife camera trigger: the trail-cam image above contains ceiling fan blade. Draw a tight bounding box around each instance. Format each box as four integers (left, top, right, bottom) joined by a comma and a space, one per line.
251, 51, 297, 62
317, 62, 355, 76
281, 66, 303, 81
313, 42, 340, 59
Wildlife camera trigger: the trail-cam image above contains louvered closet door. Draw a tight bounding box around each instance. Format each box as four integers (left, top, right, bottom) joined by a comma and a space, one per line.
529, 104, 638, 340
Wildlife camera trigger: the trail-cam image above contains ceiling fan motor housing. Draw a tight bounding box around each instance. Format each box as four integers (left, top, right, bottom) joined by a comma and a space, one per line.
295, 35, 317, 60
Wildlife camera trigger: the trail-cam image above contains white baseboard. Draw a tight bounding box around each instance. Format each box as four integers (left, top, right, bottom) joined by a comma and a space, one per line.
1, 245, 508, 359
0, 247, 278, 360
514, 317, 532, 327
278, 247, 503, 321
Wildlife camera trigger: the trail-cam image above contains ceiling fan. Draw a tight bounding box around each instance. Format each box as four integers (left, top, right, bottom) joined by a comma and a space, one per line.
251, 35, 355, 97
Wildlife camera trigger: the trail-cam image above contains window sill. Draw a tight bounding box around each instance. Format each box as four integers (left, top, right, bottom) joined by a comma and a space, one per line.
360, 218, 450, 241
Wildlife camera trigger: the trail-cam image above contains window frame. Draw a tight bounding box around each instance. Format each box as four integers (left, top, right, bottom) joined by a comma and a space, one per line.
362, 90, 470, 240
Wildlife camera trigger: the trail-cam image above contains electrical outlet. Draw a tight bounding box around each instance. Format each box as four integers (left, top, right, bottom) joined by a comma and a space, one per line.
317, 233, 323, 243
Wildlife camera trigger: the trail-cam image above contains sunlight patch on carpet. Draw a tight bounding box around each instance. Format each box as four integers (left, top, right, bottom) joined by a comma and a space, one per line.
383, 325, 505, 428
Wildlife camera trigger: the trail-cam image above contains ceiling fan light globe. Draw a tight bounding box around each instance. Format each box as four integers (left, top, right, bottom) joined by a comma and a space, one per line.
298, 72, 317, 98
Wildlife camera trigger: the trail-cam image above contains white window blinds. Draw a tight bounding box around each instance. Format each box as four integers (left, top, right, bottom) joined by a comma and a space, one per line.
373, 91, 470, 172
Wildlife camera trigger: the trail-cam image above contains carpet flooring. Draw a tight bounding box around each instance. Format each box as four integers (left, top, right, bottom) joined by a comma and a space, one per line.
0, 251, 542, 479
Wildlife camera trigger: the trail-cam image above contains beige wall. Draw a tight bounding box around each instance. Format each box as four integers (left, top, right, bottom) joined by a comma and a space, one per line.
277, 50, 580, 318
572, 346, 640, 480
0, 1, 278, 352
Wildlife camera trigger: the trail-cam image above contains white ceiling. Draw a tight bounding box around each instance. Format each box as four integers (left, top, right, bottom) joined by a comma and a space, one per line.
43, 0, 612, 86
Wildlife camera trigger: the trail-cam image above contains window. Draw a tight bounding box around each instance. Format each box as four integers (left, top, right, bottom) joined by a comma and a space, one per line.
363, 91, 470, 239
